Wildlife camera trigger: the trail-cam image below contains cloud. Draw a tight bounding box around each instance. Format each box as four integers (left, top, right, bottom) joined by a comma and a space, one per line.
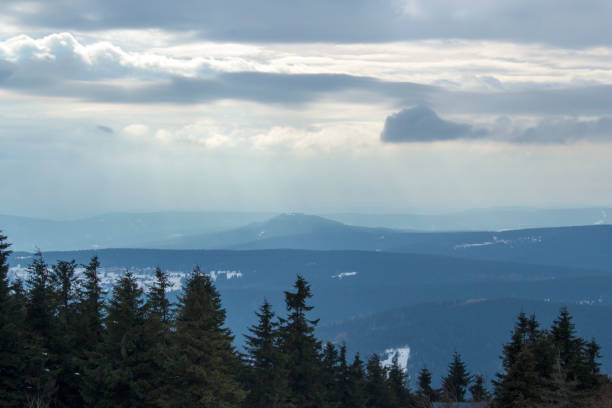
3, 0, 612, 47
96, 125, 113, 133
516, 117, 612, 144
381, 107, 612, 144
380, 106, 482, 142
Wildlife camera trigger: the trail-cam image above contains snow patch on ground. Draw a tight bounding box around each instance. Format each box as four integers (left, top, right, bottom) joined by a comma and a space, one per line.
332, 271, 358, 279
381, 346, 411, 371
8, 264, 243, 292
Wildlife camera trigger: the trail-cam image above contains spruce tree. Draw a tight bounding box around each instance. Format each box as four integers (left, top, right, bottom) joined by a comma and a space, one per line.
321, 342, 342, 407
387, 353, 411, 407
0, 232, 26, 407
441, 352, 471, 402
50, 259, 84, 407
167, 266, 245, 407
551, 307, 585, 383
81, 269, 146, 406
243, 299, 289, 408
76, 256, 105, 352
469, 374, 490, 402
139, 266, 174, 406
365, 354, 391, 408
343, 353, 368, 408
279, 275, 323, 408
23, 251, 58, 405
416, 367, 436, 403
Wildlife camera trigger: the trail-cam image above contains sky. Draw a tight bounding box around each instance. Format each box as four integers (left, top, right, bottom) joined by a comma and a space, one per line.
1, 1, 612, 218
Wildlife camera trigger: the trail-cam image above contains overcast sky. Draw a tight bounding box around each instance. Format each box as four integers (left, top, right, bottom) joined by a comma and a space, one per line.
1, 1, 612, 218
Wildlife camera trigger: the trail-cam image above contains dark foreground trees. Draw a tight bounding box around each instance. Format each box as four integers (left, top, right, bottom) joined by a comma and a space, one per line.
0, 231, 608, 407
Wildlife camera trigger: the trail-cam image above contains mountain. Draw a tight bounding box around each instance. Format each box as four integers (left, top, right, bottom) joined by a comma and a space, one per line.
151, 213, 612, 271
0, 211, 274, 251
326, 207, 612, 231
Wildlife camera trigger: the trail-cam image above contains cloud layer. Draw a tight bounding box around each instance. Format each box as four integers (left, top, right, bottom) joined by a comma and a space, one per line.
3, 0, 612, 47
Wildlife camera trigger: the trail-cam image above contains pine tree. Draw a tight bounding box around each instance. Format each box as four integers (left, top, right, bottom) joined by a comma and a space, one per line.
166, 266, 245, 407
279, 275, 323, 408
243, 299, 289, 408
441, 352, 471, 402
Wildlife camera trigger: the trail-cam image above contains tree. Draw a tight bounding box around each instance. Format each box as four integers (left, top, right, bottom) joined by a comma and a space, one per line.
50, 259, 84, 407
469, 374, 490, 402
343, 353, 368, 408
81, 269, 146, 406
416, 367, 436, 403
23, 251, 58, 405
77, 256, 105, 349
365, 354, 391, 408
551, 306, 585, 382
0, 232, 26, 407
166, 266, 245, 407
387, 353, 411, 407
243, 299, 289, 408
441, 352, 471, 402
279, 275, 323, 408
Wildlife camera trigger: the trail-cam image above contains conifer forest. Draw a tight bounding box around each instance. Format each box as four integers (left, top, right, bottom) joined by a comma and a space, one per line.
1, 231, 610, 407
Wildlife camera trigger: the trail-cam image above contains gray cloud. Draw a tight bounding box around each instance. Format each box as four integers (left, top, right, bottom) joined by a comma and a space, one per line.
4, 0, 612, 47
381, 107, 612, 144
517, 117, 612, 144
96, 125, 114, 134
380, 106, 483, 142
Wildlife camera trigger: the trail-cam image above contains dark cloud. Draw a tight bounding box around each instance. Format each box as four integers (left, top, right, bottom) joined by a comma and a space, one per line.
96, 125, 114, 134
381, 107, 612, 144
380, 106, 483, 143
3, 0, 612, 47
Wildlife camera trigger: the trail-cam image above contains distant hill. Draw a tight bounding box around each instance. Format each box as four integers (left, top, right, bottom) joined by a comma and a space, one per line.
326, 207, 612, 231
2, 207, 610, 252
0, 211, 274, 251
151, 213, 612, 271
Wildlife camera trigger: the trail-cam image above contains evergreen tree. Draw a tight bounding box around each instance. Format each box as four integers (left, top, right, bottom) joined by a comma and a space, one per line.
441, 352, 471, 402
321, 342, 341, 407
551, 307, 586, 383
343, 353, 368, 408
365, 354, 391, 408
469, 374, 490, 402
243, 299, 289, 408
279, 275, 323, 408
81, 270, 146, 406
78, 256, 105, 348
387, 353, 411, 407
50, 259, 84, 407
0, 232, 26, 407
167, 266, 245, 407
139, 266, 174, 406
416, 367, 436, 403
23, 251, 58, 405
